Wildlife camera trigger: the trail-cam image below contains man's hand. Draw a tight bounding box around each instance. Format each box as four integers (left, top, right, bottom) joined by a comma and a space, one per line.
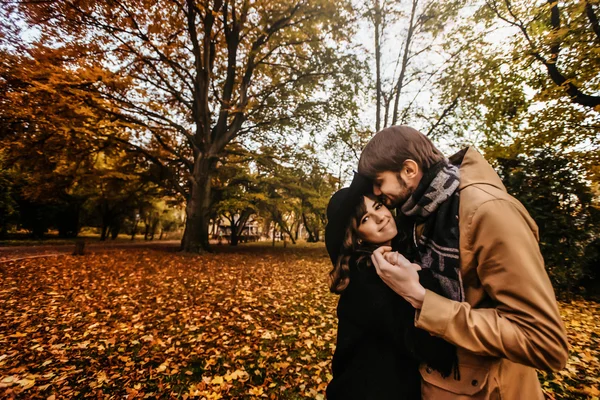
371, 246, 426, 309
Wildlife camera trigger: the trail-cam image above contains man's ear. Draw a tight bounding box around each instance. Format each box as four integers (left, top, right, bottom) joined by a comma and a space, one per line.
402, 159, 420, 179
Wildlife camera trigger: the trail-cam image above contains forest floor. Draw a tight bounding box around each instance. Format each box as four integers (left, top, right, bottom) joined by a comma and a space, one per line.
0, 243, 598, 399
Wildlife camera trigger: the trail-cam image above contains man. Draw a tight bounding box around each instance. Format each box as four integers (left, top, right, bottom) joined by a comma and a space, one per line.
357, 126, 568, 399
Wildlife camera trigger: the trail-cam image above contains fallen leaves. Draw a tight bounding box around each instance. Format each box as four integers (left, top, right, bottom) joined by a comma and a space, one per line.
538, 299, 600, 399
0, 246, 338, 398
0, 244, 597, 399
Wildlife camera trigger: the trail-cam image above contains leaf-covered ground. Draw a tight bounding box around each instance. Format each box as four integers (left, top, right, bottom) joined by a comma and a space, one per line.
0, 244, 598, 399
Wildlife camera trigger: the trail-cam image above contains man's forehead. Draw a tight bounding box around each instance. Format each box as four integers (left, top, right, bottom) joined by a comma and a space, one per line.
374, 171, 397, 180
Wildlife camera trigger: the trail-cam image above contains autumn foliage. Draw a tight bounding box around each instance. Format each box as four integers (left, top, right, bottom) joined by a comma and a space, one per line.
0, 245, 598, 399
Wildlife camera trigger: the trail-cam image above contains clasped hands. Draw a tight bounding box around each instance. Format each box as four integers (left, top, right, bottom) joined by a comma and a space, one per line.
371, 246, 426, 309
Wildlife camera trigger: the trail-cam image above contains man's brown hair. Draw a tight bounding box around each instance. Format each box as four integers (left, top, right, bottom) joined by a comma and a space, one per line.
358, 125, 445, 178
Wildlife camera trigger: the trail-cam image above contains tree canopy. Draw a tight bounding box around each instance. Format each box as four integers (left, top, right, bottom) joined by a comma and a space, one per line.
0, 1, 598, 284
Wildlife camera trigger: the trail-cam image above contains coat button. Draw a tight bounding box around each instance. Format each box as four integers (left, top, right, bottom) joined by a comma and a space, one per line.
471, 379, 478, 386
426, 367, 433, 374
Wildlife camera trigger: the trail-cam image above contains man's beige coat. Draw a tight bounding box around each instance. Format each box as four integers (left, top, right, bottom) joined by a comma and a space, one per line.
414, 147, 569, 399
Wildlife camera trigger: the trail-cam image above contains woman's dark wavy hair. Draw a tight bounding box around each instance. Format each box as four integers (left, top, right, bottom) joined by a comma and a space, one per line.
328, 193, 380, 294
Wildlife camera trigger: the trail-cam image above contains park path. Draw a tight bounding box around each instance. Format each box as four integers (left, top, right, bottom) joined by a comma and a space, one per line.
0, 240, 181, 263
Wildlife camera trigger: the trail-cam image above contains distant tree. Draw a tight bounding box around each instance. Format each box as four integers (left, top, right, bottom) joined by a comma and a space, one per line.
158, 204, 185, 240
11, 0, 363, 252
0, 159, 18, 238
212, 147, 263, 246
432, 0, 600, 153
0, 35, 120, 238
82, 152, 165, 241
359, 0, 464, 133
286, 148, 338, 242
496, 148, 599, 297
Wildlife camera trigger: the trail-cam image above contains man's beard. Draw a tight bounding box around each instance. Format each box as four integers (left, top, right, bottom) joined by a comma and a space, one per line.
396, 187, 414, 208
386, 173, 413, 208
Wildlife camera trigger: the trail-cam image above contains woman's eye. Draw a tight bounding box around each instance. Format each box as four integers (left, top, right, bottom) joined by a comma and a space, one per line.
361, 216, 369, 224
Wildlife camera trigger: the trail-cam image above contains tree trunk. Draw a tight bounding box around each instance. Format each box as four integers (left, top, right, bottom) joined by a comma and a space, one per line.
230, 224, 239, 246
210, 219, 217, 236
100, 222, 109, 241
392, 0, 418, 125
131, 217, 138, 240
110, 222, 120, 240
181, 156, 213, 252
58, 202, 81, 238
374, 0, 382, 132
150, 222, 157, 240
302, 213, 316, 242
278, 221, 296, 245
229, 210, 252, 247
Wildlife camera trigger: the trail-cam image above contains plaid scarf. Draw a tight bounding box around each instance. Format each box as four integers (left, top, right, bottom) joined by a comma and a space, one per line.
400, 161, 464, 302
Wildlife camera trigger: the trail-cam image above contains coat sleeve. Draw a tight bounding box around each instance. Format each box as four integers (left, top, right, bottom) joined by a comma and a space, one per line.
414, 199, 569, 371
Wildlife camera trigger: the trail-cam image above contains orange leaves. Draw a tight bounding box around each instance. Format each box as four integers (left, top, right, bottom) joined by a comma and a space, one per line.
0, 246, 338, 398
2, 245, 595, 398
538, 299, 600, 399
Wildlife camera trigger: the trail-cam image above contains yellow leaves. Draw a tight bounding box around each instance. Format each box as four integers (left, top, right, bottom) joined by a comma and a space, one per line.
0, 375, 16, 388
248, 386, 264, 396
96, 371, 108, 384
539, 299, 600, 399
273, 361, 290, 370
2, 246, 595, 399
224, 369, 249, 382
583, 385, 600, 397
16, 377, 36, 390
260, 330, 277, 340
0, 375, 38, 392
156, 363, 168, 373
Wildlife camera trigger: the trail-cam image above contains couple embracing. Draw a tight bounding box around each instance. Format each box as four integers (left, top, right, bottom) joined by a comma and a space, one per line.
325, 126, 569, 399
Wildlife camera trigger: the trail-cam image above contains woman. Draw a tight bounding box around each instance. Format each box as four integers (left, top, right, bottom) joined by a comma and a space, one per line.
325, 173, 457, 400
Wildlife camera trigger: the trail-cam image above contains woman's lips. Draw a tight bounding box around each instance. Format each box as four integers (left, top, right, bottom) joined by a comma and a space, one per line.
379, 218, 389, 232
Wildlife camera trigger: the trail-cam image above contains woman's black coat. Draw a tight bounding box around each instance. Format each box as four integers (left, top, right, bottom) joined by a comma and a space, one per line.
326, 252, 456, 400
326, 254, 421, 400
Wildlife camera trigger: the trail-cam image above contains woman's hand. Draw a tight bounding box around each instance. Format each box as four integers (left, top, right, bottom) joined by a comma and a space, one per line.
371, 246, 426, 309
382, 251, 422, 271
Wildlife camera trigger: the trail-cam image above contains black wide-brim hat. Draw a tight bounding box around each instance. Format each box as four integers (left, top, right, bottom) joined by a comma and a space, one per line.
325, 172, 372, 266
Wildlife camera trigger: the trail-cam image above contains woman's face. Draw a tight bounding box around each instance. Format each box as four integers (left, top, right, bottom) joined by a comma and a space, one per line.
356, 196, 397, 245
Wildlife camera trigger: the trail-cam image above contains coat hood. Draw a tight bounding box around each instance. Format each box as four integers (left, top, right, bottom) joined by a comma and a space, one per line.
450, 147, 506, 192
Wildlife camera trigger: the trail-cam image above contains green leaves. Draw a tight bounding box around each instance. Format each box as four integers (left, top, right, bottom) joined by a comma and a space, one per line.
434, 0, 600, 148
496, 148, 599, 295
